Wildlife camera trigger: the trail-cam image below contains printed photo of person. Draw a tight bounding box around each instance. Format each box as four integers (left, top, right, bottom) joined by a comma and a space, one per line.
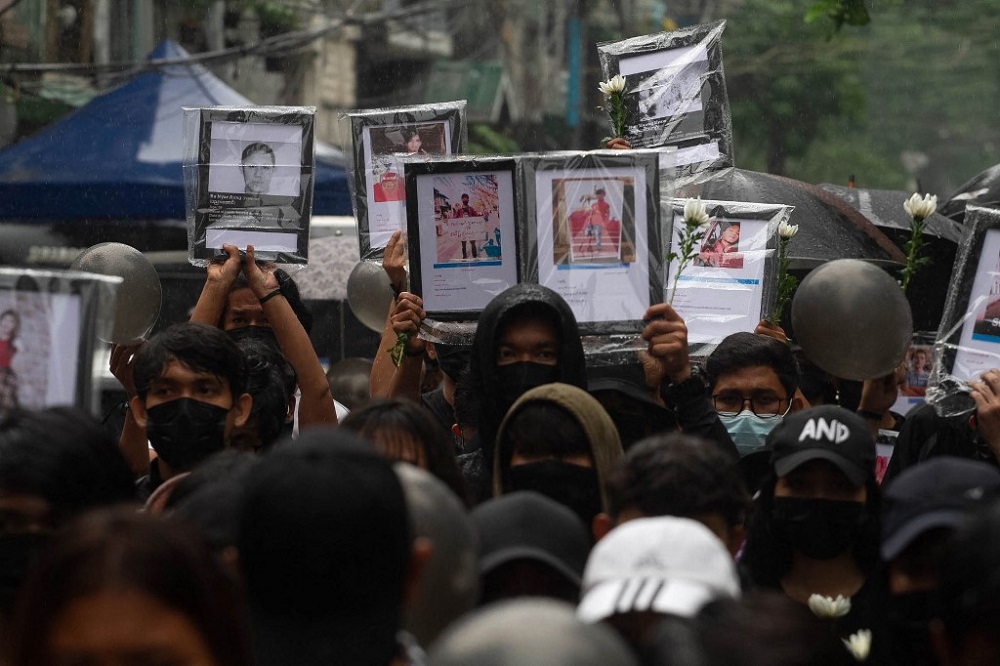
240, 142, 276, 205
432, 174, 502, 265
553, 178, 632, 264
695, 220, 743, 269
0, 308, 19, 411
373, 167, 404, 203
900, 345, 932, 397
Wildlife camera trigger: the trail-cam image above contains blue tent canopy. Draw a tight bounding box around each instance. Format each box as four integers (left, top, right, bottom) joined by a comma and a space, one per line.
0, 41, 351, 219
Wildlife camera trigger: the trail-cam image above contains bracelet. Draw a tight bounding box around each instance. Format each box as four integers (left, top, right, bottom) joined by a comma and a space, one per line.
258, 287, 284, 305
857, 409, 883, 421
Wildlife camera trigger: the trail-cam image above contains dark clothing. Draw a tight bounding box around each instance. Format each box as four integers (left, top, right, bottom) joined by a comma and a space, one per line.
457, 444, 491, 506
660, 373, 740, 460
468, 285, 588, 465
135, 457, 165, 503
882, 403, 997, 484
421, 387, 455, 438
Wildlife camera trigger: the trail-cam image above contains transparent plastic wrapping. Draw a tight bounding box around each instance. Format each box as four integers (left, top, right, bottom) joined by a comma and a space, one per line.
183, 106, 316, 266
892, 331, 937, 417
665, 199, 788, 353
597, 20, 733, 183
926, 205, 1000, 416
344, 101, 468, 261
0, 268, 121, 416
519, 149, 663, 336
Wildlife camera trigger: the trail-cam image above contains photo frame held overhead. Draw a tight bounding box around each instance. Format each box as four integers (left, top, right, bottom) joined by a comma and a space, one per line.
183, 106, 316, 265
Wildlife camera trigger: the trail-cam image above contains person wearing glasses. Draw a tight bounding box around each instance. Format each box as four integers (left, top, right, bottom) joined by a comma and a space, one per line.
704, 332, 805, 457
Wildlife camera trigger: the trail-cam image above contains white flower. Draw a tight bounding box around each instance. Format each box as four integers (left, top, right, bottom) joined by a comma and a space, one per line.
842, 629, 872, 662
683, 198, 710, 227
903, 192, 938, 222
778, 220, 799, 239
598, 74, 626, 95
807, 593, 852, 619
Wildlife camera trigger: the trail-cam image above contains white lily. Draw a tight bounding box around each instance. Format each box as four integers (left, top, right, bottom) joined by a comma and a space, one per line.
807, 593, 852, 619
778, 220, 799, 239
842, 629, 872, 662
598, 74, 626, 95
902, 192, 938, 222
683, 198, 710, 227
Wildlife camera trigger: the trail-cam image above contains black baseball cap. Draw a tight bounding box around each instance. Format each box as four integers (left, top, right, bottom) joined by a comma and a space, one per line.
767, 405, 875, 487
472, 491, 590, 587
881, 457, 1000, 560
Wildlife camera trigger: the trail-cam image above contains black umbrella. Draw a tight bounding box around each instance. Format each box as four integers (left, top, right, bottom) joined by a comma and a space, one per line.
679, 169, 907, 269
939, 163, 1000, 223
817, 183, 960, 331
819, 184, 963, 242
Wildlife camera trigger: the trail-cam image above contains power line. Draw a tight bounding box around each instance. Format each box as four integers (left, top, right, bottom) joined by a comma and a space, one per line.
0, 0, 468, 77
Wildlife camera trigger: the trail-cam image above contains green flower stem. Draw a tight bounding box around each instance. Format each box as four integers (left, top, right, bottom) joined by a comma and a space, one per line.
667, 221, 705, 306
899, 216, 929, 295
388, 332, 409, 368
609, 91, 627, 139
767, 237, 797, 325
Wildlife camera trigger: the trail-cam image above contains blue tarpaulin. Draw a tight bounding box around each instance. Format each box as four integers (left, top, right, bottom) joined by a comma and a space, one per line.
0, 41, 351, 219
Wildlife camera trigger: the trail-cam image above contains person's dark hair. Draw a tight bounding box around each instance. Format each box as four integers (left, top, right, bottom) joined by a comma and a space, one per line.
603, 434, 749, 525
705, 332, 799, 398
402, 126, 420, 142
341, 399, 469, 505
133, 322, 247, 401
595, 188, 606, 195
498, 402, 588, 470
10, 509, 252, 666
227, 327, 295, 451
740, 469, 883, 588
221, 270, 313, 334
241, 142, 274, 164
937, 497, 1000, 649
0, 407, 136, 522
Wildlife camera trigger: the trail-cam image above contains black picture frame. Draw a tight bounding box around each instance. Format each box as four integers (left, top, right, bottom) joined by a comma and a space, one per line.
404, 156, 519, 321
184, 106, 315, 265
348, 102, 468, 261
597, 20, 733, 178
519, 150, 662, 335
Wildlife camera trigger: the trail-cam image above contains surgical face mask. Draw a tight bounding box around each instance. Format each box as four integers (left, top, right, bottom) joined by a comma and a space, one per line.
719, 410, 782, 456
145, 398, 229, 472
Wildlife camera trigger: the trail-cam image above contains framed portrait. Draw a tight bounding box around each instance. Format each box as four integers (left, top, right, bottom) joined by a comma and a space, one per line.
891, 332, 936, 416
405, 156, 519, 320
183, 106, 315, 265
520, 150, 662, 334
347, 101, 468, 260
0, 268, 121, 417
930, 207, 1000, 412
666, 199, 787, 346
597, 21, 732, 179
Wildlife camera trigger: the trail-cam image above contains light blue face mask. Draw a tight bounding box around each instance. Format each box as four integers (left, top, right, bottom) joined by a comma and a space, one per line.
719, 409, 783, 457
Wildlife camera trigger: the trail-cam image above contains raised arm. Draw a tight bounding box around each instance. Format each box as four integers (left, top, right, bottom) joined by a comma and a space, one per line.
109, 343, 150, 476
243, 245, 337, 427
189, 244, 242, 326
370, 231, 410, 399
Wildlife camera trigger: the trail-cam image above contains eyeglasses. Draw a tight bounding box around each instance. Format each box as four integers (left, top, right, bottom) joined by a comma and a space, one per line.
712, 391, 788, 418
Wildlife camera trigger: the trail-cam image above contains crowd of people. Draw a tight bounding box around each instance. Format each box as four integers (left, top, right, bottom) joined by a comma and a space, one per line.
2, 230, 1000, 666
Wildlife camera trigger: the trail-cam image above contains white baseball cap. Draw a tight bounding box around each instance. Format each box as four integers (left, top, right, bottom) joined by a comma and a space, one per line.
577, 516, 740, 624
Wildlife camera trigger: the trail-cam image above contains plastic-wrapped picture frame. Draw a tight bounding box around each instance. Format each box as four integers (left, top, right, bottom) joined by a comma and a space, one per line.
665, 199, 786, 349
346, 101, 468, 261
519, 149, 662, 335
927, 205, 1000, 416
597, 20, 733, 181
404, 155, 519, 323
183, 106, 315, 266
0, 268, 121, 416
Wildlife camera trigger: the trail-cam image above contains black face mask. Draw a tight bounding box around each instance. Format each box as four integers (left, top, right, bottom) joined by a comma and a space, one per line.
145, 398, 229, 472
886, 591, 940, 666
495, 362, 559, 414
0, 532, 51, 613
506, 460, 602, 529
771, 496, 864, 560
